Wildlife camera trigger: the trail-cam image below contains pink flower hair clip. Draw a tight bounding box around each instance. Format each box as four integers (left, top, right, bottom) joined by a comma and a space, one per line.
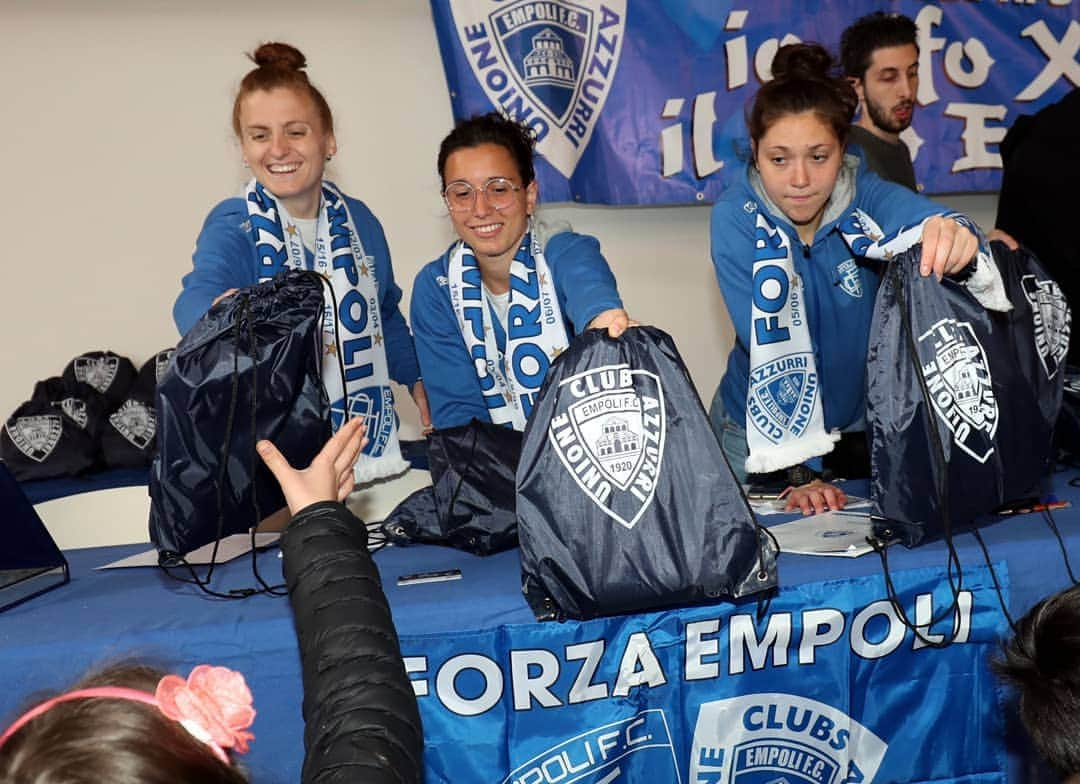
0, 665, 255, 765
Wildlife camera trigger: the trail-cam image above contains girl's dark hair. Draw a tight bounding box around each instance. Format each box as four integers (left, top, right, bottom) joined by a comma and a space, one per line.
232, 42, 334, 137
748, 43, 859, 151
993, 585, 1080, 779
0, 663, 247, 784
437, 112, 537, 188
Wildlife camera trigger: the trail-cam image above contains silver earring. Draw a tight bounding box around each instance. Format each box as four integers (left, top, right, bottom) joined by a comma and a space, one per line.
325, 155, 333, 162
242, 160, 250, 169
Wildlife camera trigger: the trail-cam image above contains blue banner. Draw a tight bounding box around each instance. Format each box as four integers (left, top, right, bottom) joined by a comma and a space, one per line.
402, 564, 1010, 783
430, 0, 1079, 204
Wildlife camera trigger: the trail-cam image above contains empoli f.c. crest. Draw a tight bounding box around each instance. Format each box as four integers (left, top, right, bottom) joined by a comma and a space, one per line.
449, 0, 626, 177
747, 354, 819, 445
59, 398, 89, 429
74, 355, 119, 394
690, 694, 887, 784
501, 710, 681, 784
330, 387, 396, 458
5, 415, 63, 463
109, 400, 156, 450
549, 363, 665, 530
836, 258, 863, 299
1021, 274, 1071, 380
917, 318, 998, 464
154, 349, 176, 385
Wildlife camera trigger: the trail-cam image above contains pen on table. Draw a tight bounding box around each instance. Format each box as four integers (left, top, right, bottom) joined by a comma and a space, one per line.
997, 497, 1070, 515
1025, 500, 1070, 513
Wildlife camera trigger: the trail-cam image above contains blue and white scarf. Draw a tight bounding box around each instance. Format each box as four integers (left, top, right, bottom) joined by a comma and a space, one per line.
447, 230, 568, 430
746, 213, 839, 473
837, 209, 1008, 312
245, 179, 408, 483
746, 207, 1008, 473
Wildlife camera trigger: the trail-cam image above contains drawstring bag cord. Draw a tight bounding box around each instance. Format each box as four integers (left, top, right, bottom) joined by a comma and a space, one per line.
161, 272, 356, 598
159, 294, 279, 598
442, 424, 482, 549
869, 259, 969, 648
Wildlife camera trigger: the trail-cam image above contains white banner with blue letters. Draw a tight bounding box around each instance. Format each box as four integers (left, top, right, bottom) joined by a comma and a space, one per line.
402, 564, 1009, 783
429, 0, 1079, 204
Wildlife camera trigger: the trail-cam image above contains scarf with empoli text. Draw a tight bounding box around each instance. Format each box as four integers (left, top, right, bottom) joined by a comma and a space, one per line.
245, 179, 408, 482
447, 231, 568, 430
746, 212, 839, 473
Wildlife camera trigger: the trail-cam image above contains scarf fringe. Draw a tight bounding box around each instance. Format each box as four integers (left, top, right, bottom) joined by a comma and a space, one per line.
745, 431, 840, 475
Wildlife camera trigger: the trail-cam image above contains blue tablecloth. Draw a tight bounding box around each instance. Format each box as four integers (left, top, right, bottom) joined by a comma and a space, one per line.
1, 471, 1076, 783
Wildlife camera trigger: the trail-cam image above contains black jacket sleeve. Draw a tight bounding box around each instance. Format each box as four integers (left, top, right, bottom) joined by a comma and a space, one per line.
281, 501, 424, 784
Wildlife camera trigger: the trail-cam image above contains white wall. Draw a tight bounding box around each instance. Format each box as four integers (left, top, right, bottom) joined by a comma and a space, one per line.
1, 0, 997, 432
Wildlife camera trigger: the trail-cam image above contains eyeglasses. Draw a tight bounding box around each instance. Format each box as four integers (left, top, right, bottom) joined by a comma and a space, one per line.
442, 177, 522, 213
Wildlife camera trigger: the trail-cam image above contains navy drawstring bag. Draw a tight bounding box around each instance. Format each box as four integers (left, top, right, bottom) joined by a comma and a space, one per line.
382, 419, 522, 555
516, 326, 777, 621
867, 241, 1070, 546
148, 271, 330, 561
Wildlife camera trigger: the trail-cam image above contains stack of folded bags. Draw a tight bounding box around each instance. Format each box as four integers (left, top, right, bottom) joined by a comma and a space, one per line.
1, 349, 174, 481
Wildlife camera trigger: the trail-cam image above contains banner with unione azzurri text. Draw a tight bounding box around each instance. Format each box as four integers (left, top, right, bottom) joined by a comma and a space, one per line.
429, 0, 1079, 204
402, 564, 1010, 783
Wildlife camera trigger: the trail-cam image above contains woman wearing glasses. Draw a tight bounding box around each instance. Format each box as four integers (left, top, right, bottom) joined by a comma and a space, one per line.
173, 42, 430, 472
411, 113, 632, 431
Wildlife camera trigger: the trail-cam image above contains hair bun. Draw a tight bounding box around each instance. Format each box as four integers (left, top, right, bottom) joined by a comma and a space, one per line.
251, 42, 307, 71
771, 43, 834, 83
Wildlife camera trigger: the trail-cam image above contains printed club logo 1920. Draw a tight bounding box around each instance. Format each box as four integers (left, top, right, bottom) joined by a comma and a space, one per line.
549, 363, 665, 529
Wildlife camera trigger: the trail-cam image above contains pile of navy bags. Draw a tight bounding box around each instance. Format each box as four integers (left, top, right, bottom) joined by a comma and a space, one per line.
2, 349, 173, 481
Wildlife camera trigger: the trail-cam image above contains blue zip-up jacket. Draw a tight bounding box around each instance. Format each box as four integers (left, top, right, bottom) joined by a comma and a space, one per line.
411, 229, 623, 430
712, 156, 949, 436
174, 194, 420, 388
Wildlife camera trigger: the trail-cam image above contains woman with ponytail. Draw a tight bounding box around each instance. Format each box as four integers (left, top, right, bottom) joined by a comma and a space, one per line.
172, 42, 429, 480
708, 43, 1005, 512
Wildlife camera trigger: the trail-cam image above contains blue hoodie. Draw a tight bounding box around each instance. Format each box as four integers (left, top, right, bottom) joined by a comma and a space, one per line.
411, 228, 623, 430
711, 156, 949, 436
174, 193, 420, 388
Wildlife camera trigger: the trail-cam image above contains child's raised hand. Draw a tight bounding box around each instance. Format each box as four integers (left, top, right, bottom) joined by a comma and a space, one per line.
257, 417, 368, 515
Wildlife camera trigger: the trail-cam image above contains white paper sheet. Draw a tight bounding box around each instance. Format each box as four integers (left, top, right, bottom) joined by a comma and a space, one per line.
766, 511, 880, 558
96, 533, 281, 569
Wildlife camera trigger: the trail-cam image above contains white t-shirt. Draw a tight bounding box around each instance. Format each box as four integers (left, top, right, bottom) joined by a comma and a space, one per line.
294, 217, 318, 253
484, 285, 510, 333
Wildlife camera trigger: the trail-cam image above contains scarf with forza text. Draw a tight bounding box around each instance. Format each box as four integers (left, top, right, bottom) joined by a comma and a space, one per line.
447, 231, 568, 430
